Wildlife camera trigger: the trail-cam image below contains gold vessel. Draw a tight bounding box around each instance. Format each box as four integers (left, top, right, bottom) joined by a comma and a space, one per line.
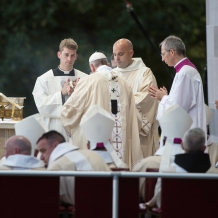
0, 93, 25, 121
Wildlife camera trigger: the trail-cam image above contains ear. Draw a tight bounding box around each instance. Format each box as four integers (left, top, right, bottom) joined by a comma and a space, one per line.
170, 49, 175, 57
75, 53, 78, 61
52, 141, 59, 148
89, 64, 96, 73
202, 145, 206, 152
129, 49, 134, 58
57, 51, 61, 59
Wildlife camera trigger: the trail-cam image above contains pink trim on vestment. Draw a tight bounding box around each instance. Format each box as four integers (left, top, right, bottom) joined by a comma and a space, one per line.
96, 143, 104, 148
174, 58, 197, 73
174, 138, 182, 144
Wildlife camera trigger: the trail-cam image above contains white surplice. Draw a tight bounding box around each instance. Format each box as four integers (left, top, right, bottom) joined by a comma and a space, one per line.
156, 58, 206, 153
114, 58, 159, 158
32, 69, 87, 141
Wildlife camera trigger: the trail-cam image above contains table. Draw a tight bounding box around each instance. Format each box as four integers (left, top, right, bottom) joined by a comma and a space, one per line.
0, 119, 19, 159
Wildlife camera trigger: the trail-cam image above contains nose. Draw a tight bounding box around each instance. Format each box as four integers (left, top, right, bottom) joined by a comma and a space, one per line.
114, 55, 119, 61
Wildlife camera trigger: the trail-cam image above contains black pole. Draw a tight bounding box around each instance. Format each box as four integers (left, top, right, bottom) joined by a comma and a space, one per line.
124, 1, 173, 79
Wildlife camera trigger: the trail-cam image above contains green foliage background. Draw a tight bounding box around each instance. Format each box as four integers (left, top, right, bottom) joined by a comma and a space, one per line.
0, 0, 207, 117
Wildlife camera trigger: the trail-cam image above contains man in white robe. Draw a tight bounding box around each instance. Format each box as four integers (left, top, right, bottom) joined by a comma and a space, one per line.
113, 38, 159, 158
61, 52, 143, 170
0, 135, 45, 170
148, 35, 206, 151
32, 38, 87, 141
37, 130, 110, 205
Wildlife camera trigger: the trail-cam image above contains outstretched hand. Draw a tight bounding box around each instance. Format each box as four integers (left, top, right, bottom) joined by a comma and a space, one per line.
148, 86, 168, 101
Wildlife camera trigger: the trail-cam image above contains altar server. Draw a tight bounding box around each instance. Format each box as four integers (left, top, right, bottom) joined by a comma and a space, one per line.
32, 38, 87, 141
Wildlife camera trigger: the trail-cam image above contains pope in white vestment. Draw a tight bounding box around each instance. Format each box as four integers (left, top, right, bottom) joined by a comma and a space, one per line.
61, 63, 143, 170
113, 39, 159, 158
32, 68, 87, 141
47, 142, 110, 205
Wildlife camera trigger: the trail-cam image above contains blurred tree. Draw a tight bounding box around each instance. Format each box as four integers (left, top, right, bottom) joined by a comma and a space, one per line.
0, 0, 206, 117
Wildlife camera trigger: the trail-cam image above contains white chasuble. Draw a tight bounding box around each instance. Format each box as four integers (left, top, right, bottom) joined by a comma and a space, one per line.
48, 143, 110, 205
61, 65, 143, 170
114, 58, 159, 158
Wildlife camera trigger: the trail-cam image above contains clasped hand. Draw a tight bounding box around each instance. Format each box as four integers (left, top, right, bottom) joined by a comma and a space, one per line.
62, 78, 80, 96
148, 86, 168, 101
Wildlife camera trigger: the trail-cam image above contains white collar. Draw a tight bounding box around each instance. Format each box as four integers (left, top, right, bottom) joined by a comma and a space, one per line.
96, 65, 113, 80
174, 57, 187, 67
4, 154, 44, 168
116, 58, 146, 72
58, 66, 73, 74
48, 142, 78, 166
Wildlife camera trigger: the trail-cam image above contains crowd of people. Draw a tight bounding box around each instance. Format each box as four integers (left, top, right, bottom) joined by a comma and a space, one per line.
1, 35, 218, 209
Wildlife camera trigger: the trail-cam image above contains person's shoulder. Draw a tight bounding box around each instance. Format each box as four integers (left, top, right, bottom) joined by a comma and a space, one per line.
48, 155, 73, 171
75, 72, 98, 87
79, 149, 100, 157
74, 69, 88, 78
78, 150, 110, 169
37, 69, 54, 79
179, 65, 200, 79
0, 165, 12, 170
133, 156, 161, 172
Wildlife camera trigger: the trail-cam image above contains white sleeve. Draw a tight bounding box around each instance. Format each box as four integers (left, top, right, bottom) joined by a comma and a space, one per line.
157, 73, 195, 120
32, 77, 63, 119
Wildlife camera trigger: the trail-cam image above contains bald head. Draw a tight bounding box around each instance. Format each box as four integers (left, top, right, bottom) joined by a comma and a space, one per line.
113, 39, 133, 50
113, 38, 134, 68
5, 135, 32, 158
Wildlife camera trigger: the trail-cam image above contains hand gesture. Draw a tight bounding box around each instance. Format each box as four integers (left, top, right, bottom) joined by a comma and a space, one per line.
148, 86, 168, 101
61, 78, 71, 96
66, 78, 81, 96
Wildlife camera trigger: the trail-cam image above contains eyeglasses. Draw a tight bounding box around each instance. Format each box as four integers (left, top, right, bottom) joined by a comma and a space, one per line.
160, 52, 166, 57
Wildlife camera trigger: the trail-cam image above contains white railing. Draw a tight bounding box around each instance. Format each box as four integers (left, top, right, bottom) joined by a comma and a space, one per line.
0, 171, 218, 218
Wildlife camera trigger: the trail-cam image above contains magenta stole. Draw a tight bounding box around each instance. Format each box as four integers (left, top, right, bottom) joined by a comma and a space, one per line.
174, 58, 197, 73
